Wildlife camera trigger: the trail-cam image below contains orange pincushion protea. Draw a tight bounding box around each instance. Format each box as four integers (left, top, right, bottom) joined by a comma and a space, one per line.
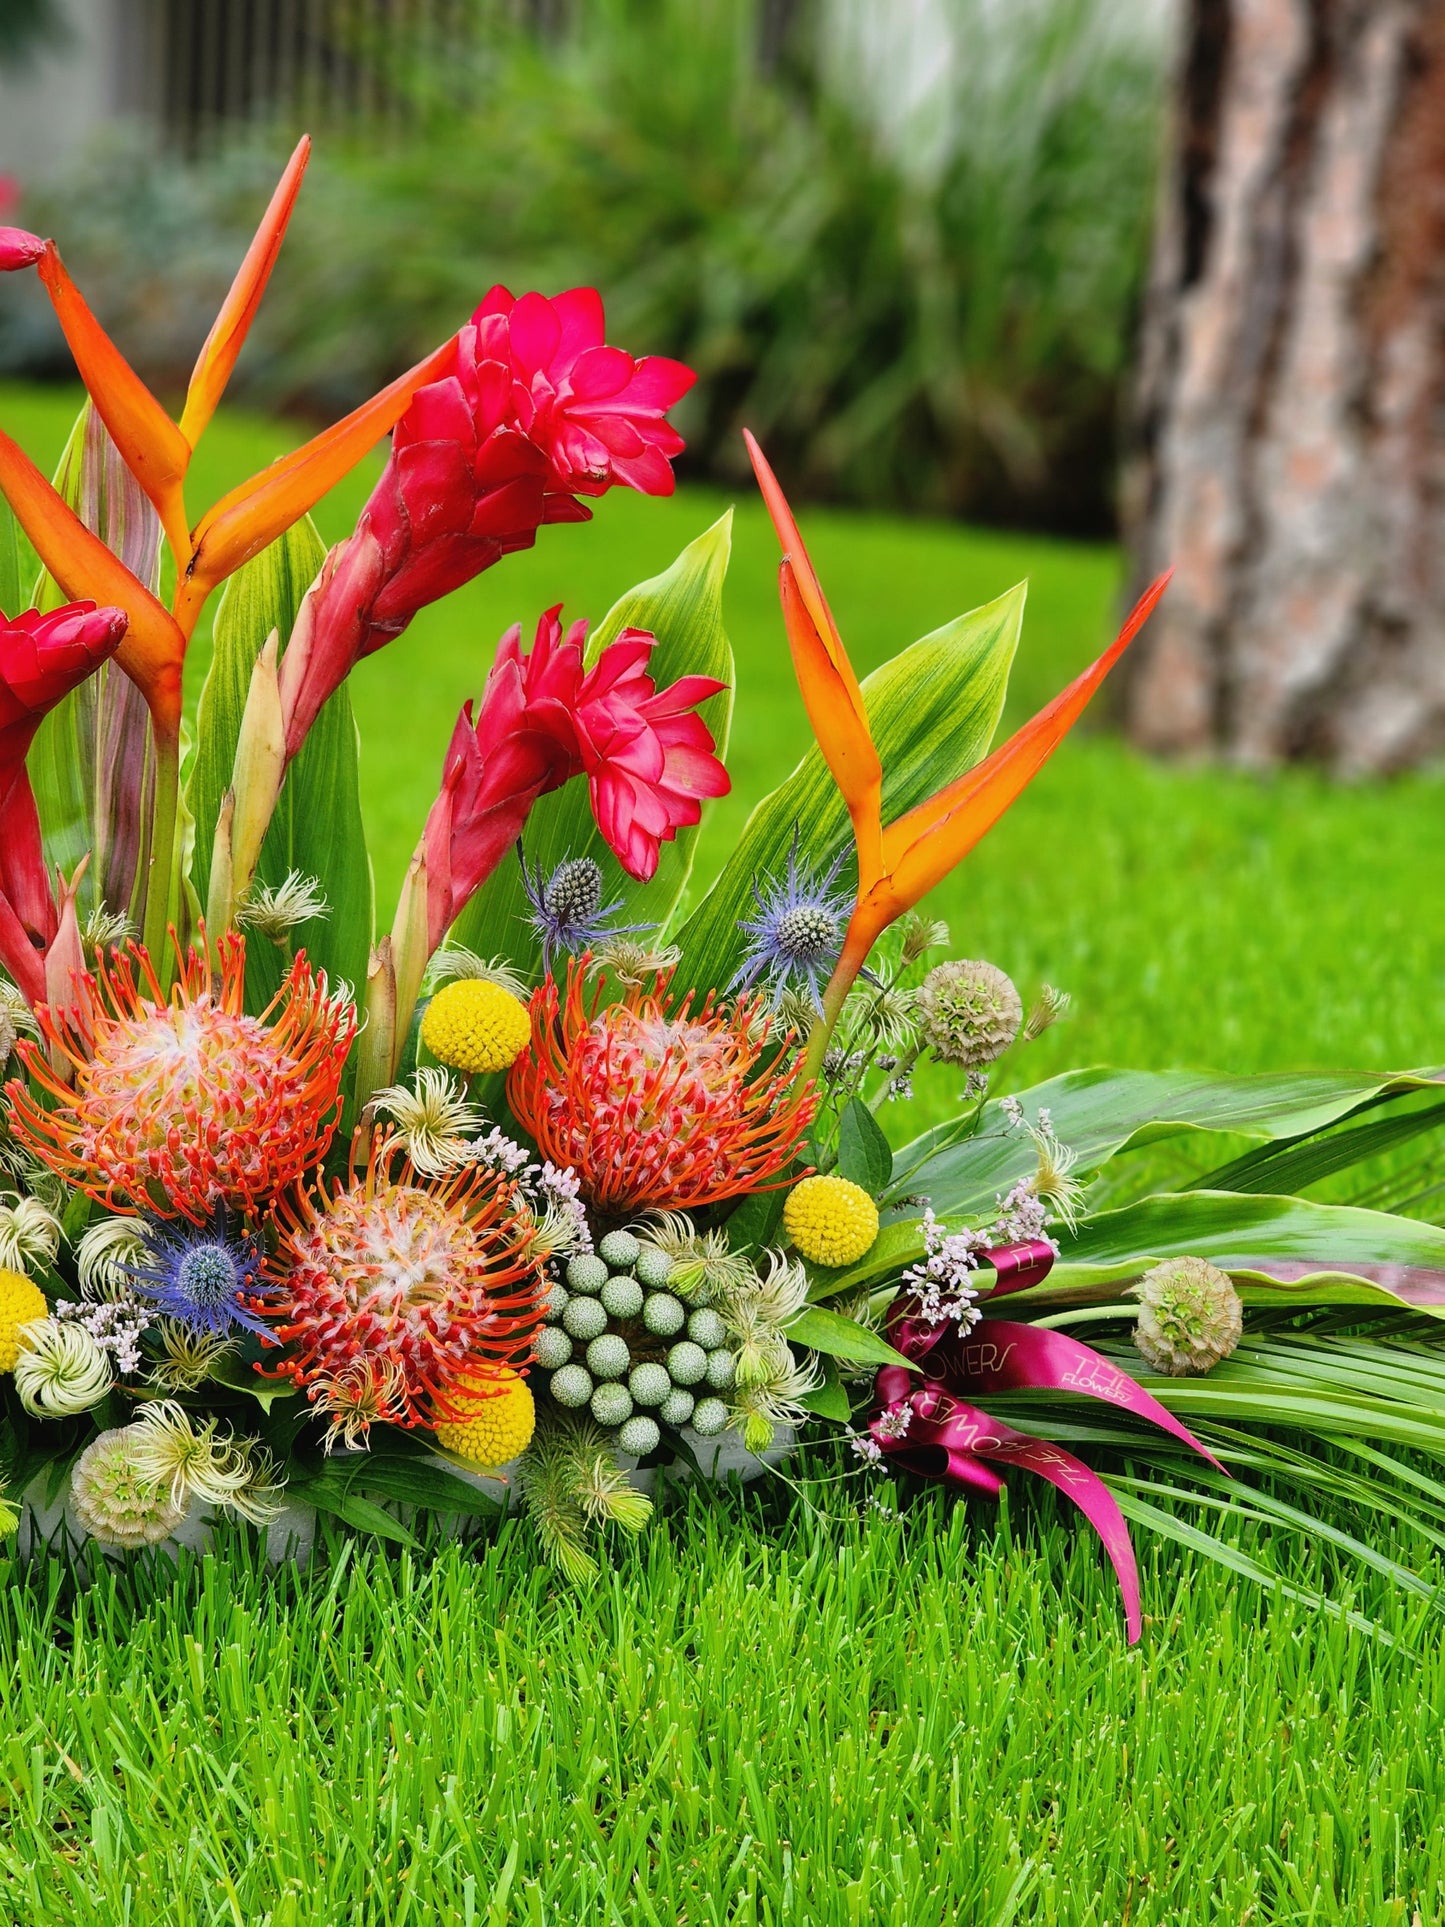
7, 933, 354, 1222
507, 961, 817, 1214
265, 1132, 546, 1430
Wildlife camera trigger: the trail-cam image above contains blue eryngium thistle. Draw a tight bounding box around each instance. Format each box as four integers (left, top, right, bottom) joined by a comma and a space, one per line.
521, 853, 643, 974
734, 834, 850, 1011
124, 1212, 274, 1339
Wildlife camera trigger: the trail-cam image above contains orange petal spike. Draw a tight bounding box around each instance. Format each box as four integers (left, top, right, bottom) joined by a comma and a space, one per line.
179, 135, 311, 450
879, 573, 1173, 909
0, 425, 186, 732
779, 560, 884, 892
177, 337, 459, 626
35, 244, 192, 565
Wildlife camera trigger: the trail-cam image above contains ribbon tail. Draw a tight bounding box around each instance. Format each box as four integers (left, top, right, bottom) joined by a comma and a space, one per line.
972, 1426, 1143, 1644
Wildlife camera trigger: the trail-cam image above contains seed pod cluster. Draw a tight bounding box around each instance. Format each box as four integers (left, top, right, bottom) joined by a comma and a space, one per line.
535, 1229, 737, 1454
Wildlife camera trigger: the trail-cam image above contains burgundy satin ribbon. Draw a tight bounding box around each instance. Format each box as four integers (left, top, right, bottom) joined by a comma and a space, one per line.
868, 1240, 1223, 1644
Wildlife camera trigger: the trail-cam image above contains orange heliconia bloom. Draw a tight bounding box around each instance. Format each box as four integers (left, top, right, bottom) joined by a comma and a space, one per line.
744, 432, 1170, 1016
0, 136, 452, 731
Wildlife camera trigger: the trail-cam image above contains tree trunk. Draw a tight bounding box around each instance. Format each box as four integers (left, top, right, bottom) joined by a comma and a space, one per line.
1122, 0, 1445, 773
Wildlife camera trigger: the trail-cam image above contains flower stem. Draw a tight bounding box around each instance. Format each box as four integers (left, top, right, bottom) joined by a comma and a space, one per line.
143, 720, 181, 964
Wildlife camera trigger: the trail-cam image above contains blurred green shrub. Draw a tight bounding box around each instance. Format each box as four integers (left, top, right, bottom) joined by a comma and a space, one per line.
0, 0, 1167, 532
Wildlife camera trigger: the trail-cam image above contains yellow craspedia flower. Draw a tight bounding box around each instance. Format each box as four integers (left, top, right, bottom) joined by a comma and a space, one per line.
0, 1269, 49, 1375
420, 978, 532, 1076
783, 1174, 879, 1268
433, 1369, 536, 1470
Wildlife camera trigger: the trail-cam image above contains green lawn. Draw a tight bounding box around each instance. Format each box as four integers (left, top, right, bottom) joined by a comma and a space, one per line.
4, 383, 1445, 1921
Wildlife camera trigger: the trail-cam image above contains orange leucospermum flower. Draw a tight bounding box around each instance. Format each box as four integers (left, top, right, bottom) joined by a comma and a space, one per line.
7, 933, 354, 1221
264, 1133, 547, 1431
507, 961, 817, 1215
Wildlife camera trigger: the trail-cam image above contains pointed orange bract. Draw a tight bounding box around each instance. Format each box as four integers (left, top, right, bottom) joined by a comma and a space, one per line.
180, 136, 311, 450
35, 245, 192, 566
177, 337, 459, 630
0, 426, 186, 730
747, 433, 1173, 1038
747, 432, 883, 890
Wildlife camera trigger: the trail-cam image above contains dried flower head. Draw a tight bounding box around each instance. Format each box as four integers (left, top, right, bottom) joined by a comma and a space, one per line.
81, 907, 136, 953
8, 934, 355, 1221
638, 1212, 754, 1304
237, 869, 330, 942
729, 1347, 821, 1453
588, 937, 681, 990
146, 1319, 237, 1394
900, 915, 950, 967
916, 960, 1022, 1069
13, 1317, 114, 1416
1131, 1256, 1243, 1377
371, 1068, 484, 1177
76, 1215, 152, 1300
266, 1132, 547, 1431
127, 1400, 283, 1523
427, 946, 531, 1001
70, 1426, 187, 1548
1023, 984, 1072, 1042
0, 1192, 60, 1275
508, 963, 816, 1213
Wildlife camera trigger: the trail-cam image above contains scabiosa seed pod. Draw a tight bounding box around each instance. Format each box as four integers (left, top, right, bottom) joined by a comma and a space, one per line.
591, 1381, 633, 1427
551, 1363, 594, 1407
1130, 1256, 1243, 1377
628, 1362, 672, 1406
916, 960, 1023, 1069
563, 1295, 608, 1341
618, 1415, 660, 1457
598, 1229, 641, 1270
586, 1333, 631, 1381
534, 1325, 574, 1370
600, 1274, 644, 1320
70, 1427, 187, 1549
643, 1293, 685, 1337
691, 1397, 729, 1438
634, 1246, 674, 1290
567, 1253, 609, 1293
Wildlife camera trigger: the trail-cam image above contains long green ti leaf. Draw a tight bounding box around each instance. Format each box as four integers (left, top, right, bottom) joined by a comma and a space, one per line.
450, 512, 735, 979
670, 582, 1026, 1000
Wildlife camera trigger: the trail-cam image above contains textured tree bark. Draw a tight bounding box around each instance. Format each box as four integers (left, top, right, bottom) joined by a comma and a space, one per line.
1123, 0, 1445, 773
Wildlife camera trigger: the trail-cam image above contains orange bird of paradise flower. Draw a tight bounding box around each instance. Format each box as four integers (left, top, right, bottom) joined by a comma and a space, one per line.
743, 431, 1171, 1063
0, 137, 455, 956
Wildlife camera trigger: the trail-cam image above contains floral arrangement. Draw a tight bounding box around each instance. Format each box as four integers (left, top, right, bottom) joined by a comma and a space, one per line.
3, 143, 1444, 1636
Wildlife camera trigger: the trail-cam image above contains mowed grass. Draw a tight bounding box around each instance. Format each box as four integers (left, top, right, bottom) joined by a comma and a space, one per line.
4, 383, 1445, 1922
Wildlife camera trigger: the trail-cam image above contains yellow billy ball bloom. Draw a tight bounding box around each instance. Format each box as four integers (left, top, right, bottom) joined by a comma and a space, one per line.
433, 1369, 537, 1471
0, 1269, 49, 1375
783, 1174, 880, 1268
421, 979, 532, 1076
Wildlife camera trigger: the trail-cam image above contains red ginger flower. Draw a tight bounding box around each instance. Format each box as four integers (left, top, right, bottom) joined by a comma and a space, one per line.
507, 962, 817, 1215
7, 934, 355, 1222
419, 607, 728, 950
1, 599, 128, 1004
277, 285, 695, 761
264, 1132, 547, 1431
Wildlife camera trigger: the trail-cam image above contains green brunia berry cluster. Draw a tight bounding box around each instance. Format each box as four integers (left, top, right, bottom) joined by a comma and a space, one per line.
535, 1230, 739, 1456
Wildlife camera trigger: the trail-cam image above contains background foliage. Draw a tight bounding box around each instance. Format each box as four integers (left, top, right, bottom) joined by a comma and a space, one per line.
0, 0, 1167, 533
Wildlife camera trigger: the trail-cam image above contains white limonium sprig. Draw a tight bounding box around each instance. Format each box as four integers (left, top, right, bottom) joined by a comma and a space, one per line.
55, 1296, 150, 1373
901, 1209, 989, 1328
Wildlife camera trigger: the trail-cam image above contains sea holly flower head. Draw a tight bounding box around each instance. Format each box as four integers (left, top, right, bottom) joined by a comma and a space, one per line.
122, 1209, 275, 1340
522, 853, 644, 976
734, 833, 850, 1011
506, 961, 817, 1214
7, 933, 355, 1221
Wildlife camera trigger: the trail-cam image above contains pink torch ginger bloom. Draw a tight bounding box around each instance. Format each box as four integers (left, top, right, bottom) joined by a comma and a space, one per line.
277, 285, 696, 762
418, 607, 728, 950
0, 599, 128, 1003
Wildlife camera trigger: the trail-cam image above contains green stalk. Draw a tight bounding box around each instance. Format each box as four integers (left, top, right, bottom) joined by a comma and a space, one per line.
142, 720, 181, 965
